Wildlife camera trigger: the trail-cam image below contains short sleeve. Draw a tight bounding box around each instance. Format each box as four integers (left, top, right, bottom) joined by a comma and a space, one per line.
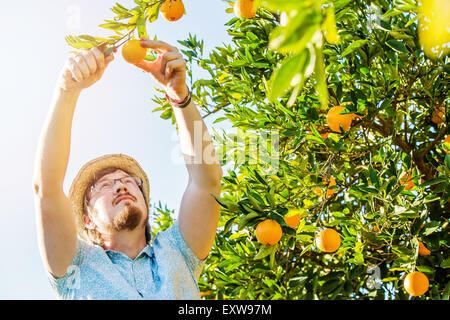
164, 219, 207, 280
46, 237, 90, 297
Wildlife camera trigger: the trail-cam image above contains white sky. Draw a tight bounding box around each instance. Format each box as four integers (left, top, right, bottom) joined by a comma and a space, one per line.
0, 0, 233, 299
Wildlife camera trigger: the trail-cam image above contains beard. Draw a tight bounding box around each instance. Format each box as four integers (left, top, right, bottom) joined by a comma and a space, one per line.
110, 202, 148, 232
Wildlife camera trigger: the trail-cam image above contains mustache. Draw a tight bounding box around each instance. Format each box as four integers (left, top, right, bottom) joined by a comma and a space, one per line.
113, 193, 136, 206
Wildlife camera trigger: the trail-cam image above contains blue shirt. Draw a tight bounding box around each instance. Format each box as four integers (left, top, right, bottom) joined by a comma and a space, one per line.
47, 220, 206, 300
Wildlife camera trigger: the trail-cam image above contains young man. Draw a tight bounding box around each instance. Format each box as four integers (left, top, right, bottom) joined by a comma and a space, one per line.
32, 39, 223, 299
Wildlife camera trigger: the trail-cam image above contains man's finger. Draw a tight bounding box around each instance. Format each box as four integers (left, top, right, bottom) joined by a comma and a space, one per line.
91, 47, 105, 70
139, 38, 178, 53
165, 59, 187, 76
81, 50, 98, 74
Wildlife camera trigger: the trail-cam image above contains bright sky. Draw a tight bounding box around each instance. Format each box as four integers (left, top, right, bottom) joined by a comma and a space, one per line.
0, 0, 233, 299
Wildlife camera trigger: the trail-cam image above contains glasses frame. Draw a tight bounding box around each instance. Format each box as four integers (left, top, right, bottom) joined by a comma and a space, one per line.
88, 175, 143, 200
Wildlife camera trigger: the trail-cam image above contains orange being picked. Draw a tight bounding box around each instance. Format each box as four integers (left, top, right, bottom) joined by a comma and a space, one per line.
160, 0, 185, 22
255, 219, 282, 245
399, 173, 415, 191
234, 0, 257, 19
326, 106, 355, 133
122, 39, 148, 64
284, 208, 302, 228
418, 241, 431, 256
315, 228, 341, 253
431, 106, 445, 124
444, 135, 450, 154
404, 271, 429, 296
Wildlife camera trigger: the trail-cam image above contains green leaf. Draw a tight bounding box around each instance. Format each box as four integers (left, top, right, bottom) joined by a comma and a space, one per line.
386, 39, 408, 54
368, 164, 380, 188
445, 154, 450, 170
341, 39, 368, 56
268, 50, 309, 102
254, 244, 277, 260
261, 0, 303, 11
136, 15, 147, 39
441, 258, 450, 268
314, 45, 329, 107
160, 108, 172, 119
229, 231, 249, 240
421, 221, 440, 236
238, 212, 260, 230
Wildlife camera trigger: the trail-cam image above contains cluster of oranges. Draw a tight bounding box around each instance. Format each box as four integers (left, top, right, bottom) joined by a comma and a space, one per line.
254, 205, 432, 296
121, 0, 261, 65
255, 208, 341, 253
121, 0, 185, 64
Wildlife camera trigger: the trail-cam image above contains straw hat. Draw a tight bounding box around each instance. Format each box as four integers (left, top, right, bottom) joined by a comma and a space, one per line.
68, 154, 150, 241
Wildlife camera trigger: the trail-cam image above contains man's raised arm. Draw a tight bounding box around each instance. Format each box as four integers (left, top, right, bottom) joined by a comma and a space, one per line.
135, 39, 223, 260
32, 46, 114, 277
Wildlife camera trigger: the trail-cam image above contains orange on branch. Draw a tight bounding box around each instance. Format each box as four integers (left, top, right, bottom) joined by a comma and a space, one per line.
255, 219, 282, 245
284, 209, 301, 228
399, 173, 415, 191
315, 228, 341, 253
431, 106, 445, 124
404, 271, 429, 296
326, 106, 355, 133
313, 176, 337, 198
234, 0, 257, 19
418, 241, 431, 256
160, 0, 185, 22
122, 39, 148, 64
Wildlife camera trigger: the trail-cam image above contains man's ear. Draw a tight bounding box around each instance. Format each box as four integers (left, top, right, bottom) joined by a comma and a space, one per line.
83, 213, 96, 230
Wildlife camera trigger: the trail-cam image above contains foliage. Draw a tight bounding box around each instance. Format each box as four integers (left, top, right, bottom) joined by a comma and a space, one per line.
66, 0, 449, 300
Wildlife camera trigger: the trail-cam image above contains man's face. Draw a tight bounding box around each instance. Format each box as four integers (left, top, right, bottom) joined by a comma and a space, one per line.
85, 169, 148, 235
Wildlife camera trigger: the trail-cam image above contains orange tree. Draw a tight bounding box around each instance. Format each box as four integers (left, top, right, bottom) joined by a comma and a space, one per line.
66, 0, 449, 299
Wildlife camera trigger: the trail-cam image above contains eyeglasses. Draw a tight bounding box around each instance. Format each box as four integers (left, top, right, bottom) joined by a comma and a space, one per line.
89, 176, 143, 198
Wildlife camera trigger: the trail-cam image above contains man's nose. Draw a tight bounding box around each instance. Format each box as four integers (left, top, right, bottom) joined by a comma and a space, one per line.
114, 183, 129, 194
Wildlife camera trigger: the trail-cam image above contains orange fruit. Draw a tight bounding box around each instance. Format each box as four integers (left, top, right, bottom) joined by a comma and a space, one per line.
404, 271, 429, 296
255, 219, 283, 245
315, 228, 341, 253
313, 176, 337, 198
160, 0, 185, 22
399, 173, 415, 191
444, 135, 450, 154
284, 209, 301, 228
200, 290, 211, 297
122, 39, 148, 64
431, 106, 445, 124
326, 106, 355, 133
418, 241, 431, 256
234, 0, 257, 19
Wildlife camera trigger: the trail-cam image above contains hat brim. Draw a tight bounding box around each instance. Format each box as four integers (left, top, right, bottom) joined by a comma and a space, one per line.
68, 154, 150, 241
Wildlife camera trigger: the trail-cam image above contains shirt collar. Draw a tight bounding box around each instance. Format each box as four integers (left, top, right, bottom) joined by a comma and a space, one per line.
104, 244, 154, 261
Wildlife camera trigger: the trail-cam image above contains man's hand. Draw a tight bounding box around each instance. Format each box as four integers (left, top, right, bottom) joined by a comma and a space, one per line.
57, 44, 115, 92
134, 38, 189, 102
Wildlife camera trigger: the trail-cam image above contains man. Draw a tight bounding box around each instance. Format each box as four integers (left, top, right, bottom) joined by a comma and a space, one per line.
32, 39, 223, 299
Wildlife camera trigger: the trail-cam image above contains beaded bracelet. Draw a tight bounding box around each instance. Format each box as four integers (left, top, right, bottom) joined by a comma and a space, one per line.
165, 87, 192, 109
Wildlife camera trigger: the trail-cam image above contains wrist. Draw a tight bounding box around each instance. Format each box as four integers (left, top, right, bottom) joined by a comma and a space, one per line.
57, 86, 82, 97
165, 85, 192, 109
166, 84, 189, 102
